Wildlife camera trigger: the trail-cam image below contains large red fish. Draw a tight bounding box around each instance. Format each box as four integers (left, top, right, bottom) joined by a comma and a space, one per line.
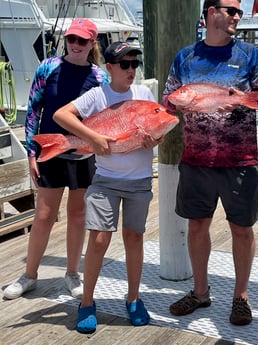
252, 0, 258, 16
168, 82, 258, 113
34, 100, 179, 162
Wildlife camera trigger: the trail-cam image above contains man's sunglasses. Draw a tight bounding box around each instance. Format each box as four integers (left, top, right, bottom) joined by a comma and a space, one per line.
215, 6, 243, 18
114, 60, 140, 70
66, 35, 89, 46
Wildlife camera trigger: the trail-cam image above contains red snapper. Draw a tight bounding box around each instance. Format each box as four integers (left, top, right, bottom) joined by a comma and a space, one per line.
168, 82, 258, 113
34, 99, 179, 162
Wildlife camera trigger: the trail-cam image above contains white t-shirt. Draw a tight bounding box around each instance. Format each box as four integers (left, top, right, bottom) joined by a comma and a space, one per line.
72, 84, 155, 180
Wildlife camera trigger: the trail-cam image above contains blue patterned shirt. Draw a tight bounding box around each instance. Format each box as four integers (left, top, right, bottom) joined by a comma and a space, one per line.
163, 38, 258, 167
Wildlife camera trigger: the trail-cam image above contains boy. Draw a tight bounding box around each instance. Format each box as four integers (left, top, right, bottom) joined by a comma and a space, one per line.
54, 41, 161, 333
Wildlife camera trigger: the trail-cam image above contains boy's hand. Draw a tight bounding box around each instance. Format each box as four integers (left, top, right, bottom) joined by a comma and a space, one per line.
91, 134, 116, 155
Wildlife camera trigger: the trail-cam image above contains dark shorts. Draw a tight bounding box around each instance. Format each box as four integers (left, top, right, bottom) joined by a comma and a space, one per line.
176, 163, 258, 227
85, 174, 153, 233
37, 155, 96, 190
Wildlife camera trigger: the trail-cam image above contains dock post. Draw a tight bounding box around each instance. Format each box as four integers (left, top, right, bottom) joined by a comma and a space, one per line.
159, 164, 191, 280
143, 0, 200, 280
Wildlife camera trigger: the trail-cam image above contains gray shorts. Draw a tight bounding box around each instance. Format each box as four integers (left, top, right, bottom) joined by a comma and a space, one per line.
176, 163, 258, 227
85, 174, 153, 233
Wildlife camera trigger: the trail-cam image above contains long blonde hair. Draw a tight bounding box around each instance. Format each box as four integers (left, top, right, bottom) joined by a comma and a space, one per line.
87, 41, 102, 66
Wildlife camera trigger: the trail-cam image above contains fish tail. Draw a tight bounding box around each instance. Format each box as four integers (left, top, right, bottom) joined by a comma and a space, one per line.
242, 92, 258, 109
33, 134, 71, 162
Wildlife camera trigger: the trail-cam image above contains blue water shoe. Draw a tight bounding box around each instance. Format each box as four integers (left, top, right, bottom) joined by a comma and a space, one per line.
126, 299, 150, 326
77, 302, 97, 334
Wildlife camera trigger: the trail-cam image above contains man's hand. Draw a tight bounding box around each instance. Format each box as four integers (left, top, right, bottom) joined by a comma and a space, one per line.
142, 134, 164, 149
217, 87, 245, 112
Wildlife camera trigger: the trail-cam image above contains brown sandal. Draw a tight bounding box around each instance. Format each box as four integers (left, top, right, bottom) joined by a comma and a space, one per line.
169, 288, 211, 316
230, 297, 252, 325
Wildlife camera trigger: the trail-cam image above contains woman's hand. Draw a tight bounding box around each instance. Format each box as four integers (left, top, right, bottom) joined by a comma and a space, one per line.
28, 157, 40, 188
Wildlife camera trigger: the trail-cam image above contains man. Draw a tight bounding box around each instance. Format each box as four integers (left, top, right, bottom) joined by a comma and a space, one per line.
163, 0, 258, 325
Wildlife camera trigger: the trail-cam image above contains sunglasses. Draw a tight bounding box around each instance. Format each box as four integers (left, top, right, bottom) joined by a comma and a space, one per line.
114, 60, 140, 70
214, 6, 243, 18
66, 35, 89, 46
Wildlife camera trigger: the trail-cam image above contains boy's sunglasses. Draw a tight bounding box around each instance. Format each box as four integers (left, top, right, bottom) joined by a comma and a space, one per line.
214, 6, 243, 18
66, 35, 89, 46
114, 59, 140, 70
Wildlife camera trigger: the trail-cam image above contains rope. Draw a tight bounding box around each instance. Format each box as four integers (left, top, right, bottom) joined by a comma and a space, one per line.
0, 62, 17, 124
56, 0, 73, 50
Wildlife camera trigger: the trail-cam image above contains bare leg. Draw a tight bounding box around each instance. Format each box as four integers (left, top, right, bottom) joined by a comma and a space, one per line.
26, 187, 64, 278
66, 188, 87, 274
230, 222, 255, 299
123, 227, 143, 302
81, 230, 112, 307
188, 218, 212, 295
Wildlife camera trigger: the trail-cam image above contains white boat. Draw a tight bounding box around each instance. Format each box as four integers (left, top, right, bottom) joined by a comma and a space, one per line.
0, 0, 144, 124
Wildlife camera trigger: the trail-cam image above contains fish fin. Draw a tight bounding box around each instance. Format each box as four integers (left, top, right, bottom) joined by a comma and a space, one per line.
115, 128, 139, 140
108, 128, 145, 153
242, 92, 258, 109
33, 134, 72, 162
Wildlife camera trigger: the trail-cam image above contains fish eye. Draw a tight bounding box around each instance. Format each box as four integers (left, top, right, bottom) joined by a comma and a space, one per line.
154, 108, 160, 113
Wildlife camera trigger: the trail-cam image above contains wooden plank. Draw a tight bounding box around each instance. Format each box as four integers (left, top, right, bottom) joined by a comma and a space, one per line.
0, 189, 35, 204
0, 209, 35, 228
0, 209, 35, 235
0, 159, 31, 197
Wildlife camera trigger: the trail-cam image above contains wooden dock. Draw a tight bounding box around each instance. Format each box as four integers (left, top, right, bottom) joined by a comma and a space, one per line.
0, 125, 257, 345
1, 174, 258, 345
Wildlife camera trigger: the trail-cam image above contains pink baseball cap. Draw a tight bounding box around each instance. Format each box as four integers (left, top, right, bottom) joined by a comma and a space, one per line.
64, 18, 98, 40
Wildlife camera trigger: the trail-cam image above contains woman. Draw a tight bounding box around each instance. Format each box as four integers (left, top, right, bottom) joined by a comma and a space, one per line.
4, 18, 109, 300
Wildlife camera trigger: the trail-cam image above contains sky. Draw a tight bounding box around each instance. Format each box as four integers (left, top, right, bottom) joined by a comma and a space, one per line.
125, 0, 142, 15
127, 0, 255, 17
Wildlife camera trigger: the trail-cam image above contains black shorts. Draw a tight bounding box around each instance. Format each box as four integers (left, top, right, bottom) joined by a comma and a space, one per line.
37, 155, 96, 190
176, 163, 258, 227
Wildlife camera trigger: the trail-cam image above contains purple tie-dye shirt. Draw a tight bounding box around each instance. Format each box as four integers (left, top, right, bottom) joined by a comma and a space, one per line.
25, 56, 109, 157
